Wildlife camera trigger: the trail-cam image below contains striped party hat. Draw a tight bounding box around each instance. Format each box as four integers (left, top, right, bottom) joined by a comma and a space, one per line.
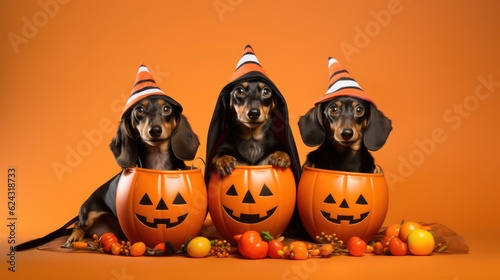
314, 57, 375, 106
120, 65, 181, 118
230, 45, 267, 82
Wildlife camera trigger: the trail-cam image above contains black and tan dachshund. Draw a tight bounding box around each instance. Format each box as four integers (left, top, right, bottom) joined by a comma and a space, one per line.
16, 96, 199, 250
298, 96, 392, 173
64, 96, 200, 246
212, 80, 291, 176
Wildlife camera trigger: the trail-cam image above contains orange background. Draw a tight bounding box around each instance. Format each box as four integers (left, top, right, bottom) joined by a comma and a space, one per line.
1, 0, 499, 279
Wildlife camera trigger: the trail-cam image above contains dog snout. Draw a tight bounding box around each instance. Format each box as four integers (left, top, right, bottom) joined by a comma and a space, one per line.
340, 129, 354, 140
247, 108, 261, 120
149, 125, 162, 138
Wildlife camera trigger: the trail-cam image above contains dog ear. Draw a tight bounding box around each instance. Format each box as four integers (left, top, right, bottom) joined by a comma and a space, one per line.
298, 105, 325, 147
171, 114, 200, 160
109, 117, 138, 168
363, 104, 392, 151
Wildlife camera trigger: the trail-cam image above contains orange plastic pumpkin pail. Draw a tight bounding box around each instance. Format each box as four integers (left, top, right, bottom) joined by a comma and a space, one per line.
208, 166, 296, 244
116, 167, 207, 249
297, 167, 388, 243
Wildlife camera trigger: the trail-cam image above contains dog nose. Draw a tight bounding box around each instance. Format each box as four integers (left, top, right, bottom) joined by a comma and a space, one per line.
247, 109, 261, 120
340, 129, 353, 140
149, 126, 162, 138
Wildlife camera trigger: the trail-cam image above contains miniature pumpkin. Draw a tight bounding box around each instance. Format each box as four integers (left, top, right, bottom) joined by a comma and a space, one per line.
297, 167, 388, 243
116, 167, 207, 249
208, 166, 296, 243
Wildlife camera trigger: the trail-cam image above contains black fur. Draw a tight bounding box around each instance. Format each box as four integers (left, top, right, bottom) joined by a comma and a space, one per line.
299, 96, 392, 173
212, 80, 291, 177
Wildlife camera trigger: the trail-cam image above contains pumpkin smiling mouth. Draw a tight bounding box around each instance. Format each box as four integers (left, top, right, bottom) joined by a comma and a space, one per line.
320, 211, 370, 225
135, 213, 188, 228
223, 206, 277, 224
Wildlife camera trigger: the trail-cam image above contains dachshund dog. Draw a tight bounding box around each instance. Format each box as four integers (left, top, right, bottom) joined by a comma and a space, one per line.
298, 96, 392, 173
63, 96, 199, 247
212, 80, 291, 176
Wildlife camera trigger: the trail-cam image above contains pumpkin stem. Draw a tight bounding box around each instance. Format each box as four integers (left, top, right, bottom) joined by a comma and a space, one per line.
260, 231, 274, 242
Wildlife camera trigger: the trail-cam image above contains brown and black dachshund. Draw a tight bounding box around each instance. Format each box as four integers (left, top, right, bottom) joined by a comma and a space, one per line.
212, 80, 291, 176
15, 96, 199, 251
63, 96, 200, 246
298, 96, 392, 173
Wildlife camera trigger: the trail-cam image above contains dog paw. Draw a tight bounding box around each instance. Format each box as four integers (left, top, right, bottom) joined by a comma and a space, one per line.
61, 240, 74, 248
214, 155, 237, 177
267, 151, 291, 168
61, 229, 85, 248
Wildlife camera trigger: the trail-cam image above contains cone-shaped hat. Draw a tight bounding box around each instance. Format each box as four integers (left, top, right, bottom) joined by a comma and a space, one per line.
229, 45, 267, 82
121, 65, 181, 118
314, 57, 375, 106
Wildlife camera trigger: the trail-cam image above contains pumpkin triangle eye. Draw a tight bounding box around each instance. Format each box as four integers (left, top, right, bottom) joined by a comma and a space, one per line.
242, 190, 256, 203
259, 184, 273, 196
173, 193, 187, 205
226, 184, 238, 196
339, 199, 349, 208
356, 194, 368, 205
156, 198, 168, 210
139, 193, 153, 205
323, 194, 336, 204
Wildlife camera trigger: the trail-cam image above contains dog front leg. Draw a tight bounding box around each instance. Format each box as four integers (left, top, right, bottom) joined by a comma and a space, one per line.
62, 210, 107, 248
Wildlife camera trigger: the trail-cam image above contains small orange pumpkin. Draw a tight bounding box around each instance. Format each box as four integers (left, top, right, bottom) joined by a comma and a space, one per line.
208, 166, 296, 243
297, 167, 388, 243
116, 167, 207, 249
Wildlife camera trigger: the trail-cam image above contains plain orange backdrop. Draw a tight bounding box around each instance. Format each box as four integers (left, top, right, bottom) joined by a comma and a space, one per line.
1, 0, 500, 279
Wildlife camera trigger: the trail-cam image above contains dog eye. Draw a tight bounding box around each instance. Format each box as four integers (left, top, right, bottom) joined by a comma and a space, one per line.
135, 106, 145, 114
234, 87, 245, 97
261, 87, 272, 98
328, 105, 339, 116
355, 106, 364, 116
162, 105, 172, 115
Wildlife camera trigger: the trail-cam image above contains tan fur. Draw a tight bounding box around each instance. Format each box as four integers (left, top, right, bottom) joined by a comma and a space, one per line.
229, 81, 274, 141
134, 99, 175, 146
65, 210, 107, 245
329, 101, 366, 151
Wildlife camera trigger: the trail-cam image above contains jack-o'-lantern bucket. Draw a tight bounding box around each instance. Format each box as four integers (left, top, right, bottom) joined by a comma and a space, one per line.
208, 166, 296, 244
297, 167, 388, 243
116, 167, 207, 250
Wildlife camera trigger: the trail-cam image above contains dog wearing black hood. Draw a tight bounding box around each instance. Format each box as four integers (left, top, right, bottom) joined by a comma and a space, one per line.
205, 45, 304, 237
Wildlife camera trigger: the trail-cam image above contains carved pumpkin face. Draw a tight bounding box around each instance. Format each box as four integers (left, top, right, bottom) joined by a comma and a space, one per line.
135, 191, 189, 229
116, 168, 207, 249
321, 190, 370, 225
208, 166, 296, 243
297, 167, 388, 243
222, 183, 278, 224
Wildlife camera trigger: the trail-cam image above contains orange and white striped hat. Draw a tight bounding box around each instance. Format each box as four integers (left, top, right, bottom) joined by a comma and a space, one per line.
229, 45, 267, 82
314, 57, 375, 106
120, 65, 181, 118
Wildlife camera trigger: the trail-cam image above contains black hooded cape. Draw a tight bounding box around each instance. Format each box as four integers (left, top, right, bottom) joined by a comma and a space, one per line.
204, 71, 301, 185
